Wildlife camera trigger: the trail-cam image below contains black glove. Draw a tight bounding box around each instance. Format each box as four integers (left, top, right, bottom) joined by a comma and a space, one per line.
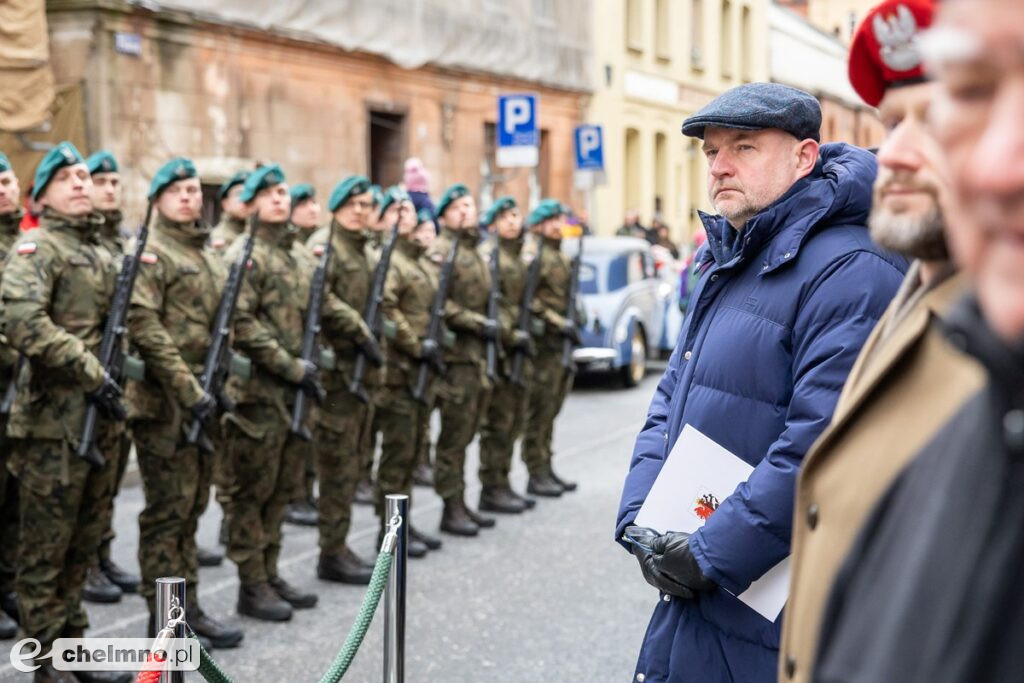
512, 329, 534, 357
86, 371, 126, 421
190, 391, 217, 425
561, 319, 582, 346
358, 336, 384, 368
419, 338, 445, 373
632, 545, 696, 599
298, 360, 326, 402
481, 318, 500, 342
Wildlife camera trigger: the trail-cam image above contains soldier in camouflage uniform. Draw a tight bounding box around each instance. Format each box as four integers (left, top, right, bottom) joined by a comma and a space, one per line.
209, 170, 251, 254
410, 208, 437, 488
426, 184, 500, 536
1, 142, 130, 683
523, 200, 579, 497
306, 175, 384, 584
81, 150, 141, 605
476, 197, 537, 514
124, 157, 243, 648
283, 183, 322, 528
0, 151, 23, 641
225, 165, 370, 618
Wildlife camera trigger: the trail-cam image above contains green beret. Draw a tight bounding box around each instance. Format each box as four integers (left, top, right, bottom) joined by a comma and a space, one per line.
380, 185, 410, 214
240, 163, 286, 203
32, 141, 85, 201
370, 184, 384, 207
416, 208, 434, 225
290, 183, 315, 205
481, 195, 517, 227
86, 150, 118, 175
437, 183, 470, 218
0, 152, 10, 173
527, 198, 566, 227
217, 170, 251, 200
149, 157, 197, 200
327, 175, 372, 212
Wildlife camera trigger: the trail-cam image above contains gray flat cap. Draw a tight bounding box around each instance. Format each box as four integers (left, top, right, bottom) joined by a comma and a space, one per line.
682, 82, 822, 142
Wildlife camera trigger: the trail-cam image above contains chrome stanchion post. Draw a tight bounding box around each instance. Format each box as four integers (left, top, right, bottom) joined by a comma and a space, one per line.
383, 494, 408, 683
155, 577, 186, 683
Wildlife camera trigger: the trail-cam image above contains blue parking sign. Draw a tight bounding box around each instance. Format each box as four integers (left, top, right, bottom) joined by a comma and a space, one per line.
497, 94, 538, 147
574, 125, 604, 171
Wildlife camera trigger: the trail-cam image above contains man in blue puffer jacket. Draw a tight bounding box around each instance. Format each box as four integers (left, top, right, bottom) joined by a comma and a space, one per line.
615, 83, 906, 682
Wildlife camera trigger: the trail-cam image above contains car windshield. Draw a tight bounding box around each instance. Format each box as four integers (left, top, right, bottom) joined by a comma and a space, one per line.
579, 252, 628, 295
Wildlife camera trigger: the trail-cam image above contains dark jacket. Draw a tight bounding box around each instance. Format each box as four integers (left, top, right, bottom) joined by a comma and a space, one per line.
615, 143, 906, 683
813, 296, 1024, 683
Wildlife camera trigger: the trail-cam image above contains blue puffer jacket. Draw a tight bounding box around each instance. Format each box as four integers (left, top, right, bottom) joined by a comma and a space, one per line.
615, 144, 906, 683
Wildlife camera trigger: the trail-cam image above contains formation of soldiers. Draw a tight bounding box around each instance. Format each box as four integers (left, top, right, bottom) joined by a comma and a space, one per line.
0, 143, 584, 683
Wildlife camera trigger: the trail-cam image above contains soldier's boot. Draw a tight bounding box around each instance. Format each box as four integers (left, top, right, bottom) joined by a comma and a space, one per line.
197, 545, 224, 568
0, 591, 17, 622
354, 477, 375, 506
74, 670, 134, 683
464, 503, 496, 529
509, 488, 537, 510
268, 576, 318, 609
237, 583, 293, 622
479, 486, 527, 514
100, 558, 139, 594
190, 606, 244, 648
378, 526, 429, 558
82, 565, 123, 604
409, 525, 442, 551
0, 608, 15, 639
527, 475, 563, 498
284, 500, 319, 527
33, 662, 82, 683
317, 547, 373, 585
440, 499, 479, 537
550, 470, 578, 492
412, 464, 434, 488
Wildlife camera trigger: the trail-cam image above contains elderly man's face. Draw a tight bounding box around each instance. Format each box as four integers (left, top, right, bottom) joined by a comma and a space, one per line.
703, 127, 819, 229
928, 0, 1024, 340
870, 83, 949, 261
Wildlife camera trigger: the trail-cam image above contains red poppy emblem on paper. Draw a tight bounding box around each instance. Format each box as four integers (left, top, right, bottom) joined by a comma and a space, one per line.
694, 493, 720, 521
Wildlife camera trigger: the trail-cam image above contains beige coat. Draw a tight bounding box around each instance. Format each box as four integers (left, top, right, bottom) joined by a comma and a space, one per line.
779, 269, 986, 682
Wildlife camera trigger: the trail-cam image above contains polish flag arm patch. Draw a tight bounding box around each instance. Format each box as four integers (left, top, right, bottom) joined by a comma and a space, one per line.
312, 244, 325, 256
211, 238, 226, 250
16, 242, 37, 255
140, 252, 158, 264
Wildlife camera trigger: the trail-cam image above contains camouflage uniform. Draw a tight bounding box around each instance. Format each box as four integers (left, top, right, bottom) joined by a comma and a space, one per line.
225, 221, 366, 584
209, 214, 246, 255
0, 208, 24, 599
522, 235, 575, 477
477, 235, 530, 488
125, 214, 225, 612
305, 224, 376, 555
1, 209, 119, 649
375, 235, 437, 511
426, 227, 492, 502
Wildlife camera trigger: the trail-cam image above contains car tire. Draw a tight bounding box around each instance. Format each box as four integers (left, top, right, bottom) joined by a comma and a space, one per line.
621, 326, 647, 388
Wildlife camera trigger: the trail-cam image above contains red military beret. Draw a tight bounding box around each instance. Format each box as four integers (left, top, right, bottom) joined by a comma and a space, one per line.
848, 0, 936, 107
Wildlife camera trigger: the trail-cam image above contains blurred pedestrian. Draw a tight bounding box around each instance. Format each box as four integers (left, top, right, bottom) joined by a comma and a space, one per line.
616, 208, 649, 240
813, 2, 1024, 680
403, 157, 435, 224
653, 221, 679, 258
615, 83, 905, 683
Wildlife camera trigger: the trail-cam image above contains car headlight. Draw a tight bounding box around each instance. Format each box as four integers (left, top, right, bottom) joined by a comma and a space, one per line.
658, 282, 673, 299
614, 317, 630, 344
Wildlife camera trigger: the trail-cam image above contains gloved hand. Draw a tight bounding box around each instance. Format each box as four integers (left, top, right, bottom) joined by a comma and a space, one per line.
627, 527, 716, 599
632, 545, 696, 599
419, 338, 445, 373
512, 329, 534, 357
190, 391, 217, 425
480, 318, 500, 342
86, 371, 126, 421
298, 360, 326, 402
561, 319, 582, 346
358, 336, 384, 368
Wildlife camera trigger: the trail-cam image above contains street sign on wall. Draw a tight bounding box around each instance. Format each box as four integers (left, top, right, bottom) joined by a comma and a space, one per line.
496, 94, 539, 168
574, 124, 604, 171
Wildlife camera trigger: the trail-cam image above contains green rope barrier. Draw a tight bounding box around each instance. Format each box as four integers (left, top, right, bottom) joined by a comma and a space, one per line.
318, 548, 394, 683
189, 632, 233, 683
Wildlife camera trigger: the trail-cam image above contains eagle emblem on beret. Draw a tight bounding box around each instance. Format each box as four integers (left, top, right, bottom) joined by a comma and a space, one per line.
873, 4, 922, 72
175, 165, 188, 178
60, 146, 76, 163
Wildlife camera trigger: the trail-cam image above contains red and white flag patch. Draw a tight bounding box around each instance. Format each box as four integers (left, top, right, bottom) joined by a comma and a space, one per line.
211, 238, 226, 250
140, 252, 159, 264
16, 242, 37, 255
312, 244, 325, 257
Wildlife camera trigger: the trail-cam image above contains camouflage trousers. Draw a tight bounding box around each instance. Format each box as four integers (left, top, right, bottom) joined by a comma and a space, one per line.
97, 432, 133, 563
287, 432, 317, 504
374, 389, 431, 515
522, 349, 573, 477
478, 371, 530, 488
414, 406, 433, 470
315, 390, 366, 554
9, 433, 119, 648
224, 403, 300, 584
0, 454, 19, 595
434, 363, 491, 501
133, 420, 213, 610
358, 396, 379, 483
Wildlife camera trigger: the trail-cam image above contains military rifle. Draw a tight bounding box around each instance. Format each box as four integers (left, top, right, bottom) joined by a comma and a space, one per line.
484, 233, 501, 382
186, 215, 257, 450
412, 235, 459, 404
509, 236, 545, 386
561, 235, 584, 371
0, 356, 25, 419
349, 212, 402, 403
76, 202, 154, 467
289, 222, 333, 440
